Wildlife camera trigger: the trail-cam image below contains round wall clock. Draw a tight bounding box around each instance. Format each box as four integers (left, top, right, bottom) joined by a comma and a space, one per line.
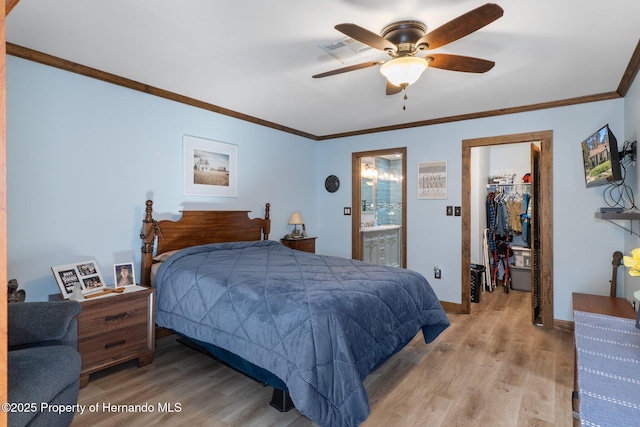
325, 175, 340, 193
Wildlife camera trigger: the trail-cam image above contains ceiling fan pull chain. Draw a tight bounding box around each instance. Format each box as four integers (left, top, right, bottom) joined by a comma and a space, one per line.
403, 89, 408, 111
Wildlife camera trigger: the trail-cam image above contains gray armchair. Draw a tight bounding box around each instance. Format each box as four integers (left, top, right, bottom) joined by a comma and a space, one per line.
8, 301, 82, 427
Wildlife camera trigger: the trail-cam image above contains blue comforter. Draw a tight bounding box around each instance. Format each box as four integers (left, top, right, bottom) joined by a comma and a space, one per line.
155, 240, 449, 426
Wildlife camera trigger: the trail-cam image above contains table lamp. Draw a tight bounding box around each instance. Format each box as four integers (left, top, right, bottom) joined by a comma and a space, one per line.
288, 212, 303, 237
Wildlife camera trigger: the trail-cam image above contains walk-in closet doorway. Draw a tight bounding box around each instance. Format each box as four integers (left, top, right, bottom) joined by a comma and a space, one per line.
462, 131, 554, 328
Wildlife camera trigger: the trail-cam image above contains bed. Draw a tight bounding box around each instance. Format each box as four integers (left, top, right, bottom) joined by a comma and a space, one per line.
140, 200, 449, 427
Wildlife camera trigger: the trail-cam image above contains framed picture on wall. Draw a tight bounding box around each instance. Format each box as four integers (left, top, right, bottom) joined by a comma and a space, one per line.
52, 259, 107, 298
418, 161, 448, 199
183, 135, 238, 197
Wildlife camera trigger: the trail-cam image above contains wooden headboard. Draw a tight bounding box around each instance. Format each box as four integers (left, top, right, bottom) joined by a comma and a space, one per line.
140, 199, 271, 286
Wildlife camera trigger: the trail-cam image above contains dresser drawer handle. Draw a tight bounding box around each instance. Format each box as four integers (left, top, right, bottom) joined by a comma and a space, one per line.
104, 339, 126, 349
105, 313, 127, 322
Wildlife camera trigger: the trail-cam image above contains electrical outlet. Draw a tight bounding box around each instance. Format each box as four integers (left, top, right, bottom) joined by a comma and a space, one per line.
446, 206, 453, 216
434, 266, 441, 279
454, 206, 461, 216
344, 207, 351, 215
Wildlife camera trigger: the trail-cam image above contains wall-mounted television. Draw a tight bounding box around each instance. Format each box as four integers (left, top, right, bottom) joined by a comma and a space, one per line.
581, 124, 622, 187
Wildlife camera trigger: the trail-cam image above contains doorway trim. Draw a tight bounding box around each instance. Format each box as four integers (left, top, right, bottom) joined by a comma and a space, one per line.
461, 131, 554, 328
352, 147, 407, 267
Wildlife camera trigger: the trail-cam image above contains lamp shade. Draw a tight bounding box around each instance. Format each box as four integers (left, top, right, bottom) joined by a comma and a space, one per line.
288, 212, 303, 225
380, 56, 429, 88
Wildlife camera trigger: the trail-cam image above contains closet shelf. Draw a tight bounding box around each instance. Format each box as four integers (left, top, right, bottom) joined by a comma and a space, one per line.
486, 183, 531, 188
595, 211, 640, 236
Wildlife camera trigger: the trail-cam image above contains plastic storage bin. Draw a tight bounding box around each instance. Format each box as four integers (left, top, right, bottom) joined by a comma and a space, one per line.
511, 246, 531, 268
510, 265, 531, 292
470, 264, 485, 303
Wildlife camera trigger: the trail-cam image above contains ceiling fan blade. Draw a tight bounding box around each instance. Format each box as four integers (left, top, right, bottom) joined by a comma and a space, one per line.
417, 3, 503, 50
335, 23, 397, 52
312, 60, 385, 79
386, 81, 403, 96
428, 54, 495, 73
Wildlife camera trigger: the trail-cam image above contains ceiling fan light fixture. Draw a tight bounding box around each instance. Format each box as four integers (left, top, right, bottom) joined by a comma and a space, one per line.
380, 56, 429, 88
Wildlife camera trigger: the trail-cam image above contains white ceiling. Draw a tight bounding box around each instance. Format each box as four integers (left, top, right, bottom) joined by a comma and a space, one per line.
6, 1, 640, 138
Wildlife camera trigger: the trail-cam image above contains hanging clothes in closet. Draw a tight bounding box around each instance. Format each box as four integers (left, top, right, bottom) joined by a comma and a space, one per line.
485, 184, 530, 291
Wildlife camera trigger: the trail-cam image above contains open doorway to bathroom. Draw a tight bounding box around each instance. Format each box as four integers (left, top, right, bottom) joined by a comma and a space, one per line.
352, 148, 407, 268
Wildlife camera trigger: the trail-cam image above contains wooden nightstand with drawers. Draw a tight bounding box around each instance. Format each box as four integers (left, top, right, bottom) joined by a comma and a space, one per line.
76, 286, 155, 388
281, 237, 317, 253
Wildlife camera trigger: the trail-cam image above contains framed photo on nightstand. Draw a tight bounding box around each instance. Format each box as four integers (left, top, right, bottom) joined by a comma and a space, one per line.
52, 260, 107, 298
114, 262, 136, 288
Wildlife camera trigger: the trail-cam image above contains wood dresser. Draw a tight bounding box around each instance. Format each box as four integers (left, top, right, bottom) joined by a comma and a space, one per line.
76, 286, 156, 388
571, 292, 637, 425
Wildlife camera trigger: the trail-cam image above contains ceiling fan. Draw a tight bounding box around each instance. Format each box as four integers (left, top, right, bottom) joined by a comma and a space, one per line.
313, 3, 504, 96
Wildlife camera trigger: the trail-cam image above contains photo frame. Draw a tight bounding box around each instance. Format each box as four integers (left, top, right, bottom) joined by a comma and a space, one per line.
114, 262, 136, 288
418, 161, 448, 199
183, 135, 238, 197
51, 260, 107, 298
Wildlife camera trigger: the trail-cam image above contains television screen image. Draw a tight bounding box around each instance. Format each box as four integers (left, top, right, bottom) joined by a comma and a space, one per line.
581, 124, 622, 187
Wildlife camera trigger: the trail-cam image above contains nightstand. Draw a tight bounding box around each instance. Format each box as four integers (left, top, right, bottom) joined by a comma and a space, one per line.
281, 237, 317, 253
76, 286, 155, 388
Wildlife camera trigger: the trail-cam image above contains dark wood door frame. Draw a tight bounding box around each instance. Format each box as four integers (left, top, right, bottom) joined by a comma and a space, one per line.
460, 131, 554, 328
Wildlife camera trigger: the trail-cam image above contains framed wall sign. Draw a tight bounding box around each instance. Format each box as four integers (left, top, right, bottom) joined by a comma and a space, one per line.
183, 135, 238, 197
418, 161, 448, 199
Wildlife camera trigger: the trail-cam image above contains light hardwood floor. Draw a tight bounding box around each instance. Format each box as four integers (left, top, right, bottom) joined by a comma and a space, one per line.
70, 289, 574, 426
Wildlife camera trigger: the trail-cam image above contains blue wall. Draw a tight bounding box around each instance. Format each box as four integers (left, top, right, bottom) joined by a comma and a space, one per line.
8, 54, 638, 321
624, 69, 640, 306
7, 56, 317, 301
315, 101, 629, 320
